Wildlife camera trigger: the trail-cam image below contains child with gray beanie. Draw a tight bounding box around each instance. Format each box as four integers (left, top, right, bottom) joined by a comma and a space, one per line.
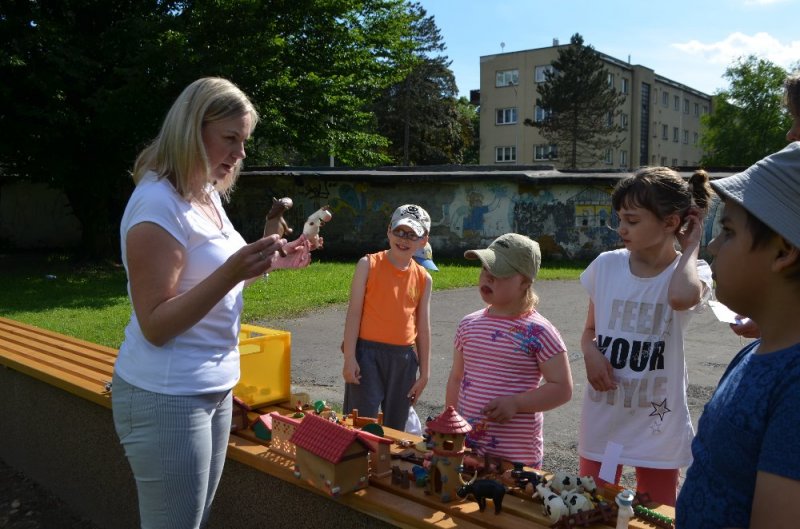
677, 142, 800, 528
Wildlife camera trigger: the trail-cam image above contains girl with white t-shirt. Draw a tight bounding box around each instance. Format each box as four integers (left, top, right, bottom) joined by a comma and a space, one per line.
579, 167, 712, 506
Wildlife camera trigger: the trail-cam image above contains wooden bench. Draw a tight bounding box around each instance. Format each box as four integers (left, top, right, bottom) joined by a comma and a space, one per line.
0, 316, 676, 529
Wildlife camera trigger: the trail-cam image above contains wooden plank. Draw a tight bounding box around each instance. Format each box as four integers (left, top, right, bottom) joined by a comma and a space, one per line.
0, 317, 118, 357
0, 331, 115, 372
0, 318, 114, 408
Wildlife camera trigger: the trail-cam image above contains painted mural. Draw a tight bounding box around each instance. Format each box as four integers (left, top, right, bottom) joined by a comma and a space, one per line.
228, 175, 646, 260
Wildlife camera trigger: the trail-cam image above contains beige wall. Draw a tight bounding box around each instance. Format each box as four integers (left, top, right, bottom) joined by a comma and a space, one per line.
478, 44, 711, 169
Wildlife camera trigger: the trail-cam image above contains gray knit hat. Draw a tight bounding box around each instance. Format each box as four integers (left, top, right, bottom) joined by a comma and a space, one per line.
464, 233, 541, 279
710, 142, 800, 248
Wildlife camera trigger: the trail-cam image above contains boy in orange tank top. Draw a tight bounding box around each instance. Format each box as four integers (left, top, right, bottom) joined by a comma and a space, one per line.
342, 204, 433, 431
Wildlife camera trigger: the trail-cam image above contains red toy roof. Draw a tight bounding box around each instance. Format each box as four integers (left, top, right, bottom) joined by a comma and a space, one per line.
290, 414, 374, 463
426, 406, 472, 435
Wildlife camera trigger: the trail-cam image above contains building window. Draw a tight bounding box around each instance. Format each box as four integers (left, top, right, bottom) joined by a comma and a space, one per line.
693, 132, 699, 145
495, 146, 516, 162
673, 127, 680, 142
694, 103, 700, 116
620, 150, 628, 166
683, 129, 689, 144
672, 158, 678, 166
534, 65, 553, 83
662, 91, 669, 107
683, 98, 690, 114
661, 156, 668, 165
621, 78, 629, 94
534, 144, 558, 160
662, 124, 669, 139
606, 111, 614, 127
607, 73, 614, 86
674, 95, 680, 111
496, 69, 519, 87
534, 105, 550, 123
495, 107, 517, 125
604, 149, 613, 164
620, 113, 628, 127
702, 104, 709, 114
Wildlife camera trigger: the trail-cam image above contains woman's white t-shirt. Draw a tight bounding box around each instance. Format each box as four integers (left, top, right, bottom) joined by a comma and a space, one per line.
116, 173, 246, 395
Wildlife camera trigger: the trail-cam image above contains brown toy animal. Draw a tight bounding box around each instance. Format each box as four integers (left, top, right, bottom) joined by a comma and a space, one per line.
264, 197, 294, 238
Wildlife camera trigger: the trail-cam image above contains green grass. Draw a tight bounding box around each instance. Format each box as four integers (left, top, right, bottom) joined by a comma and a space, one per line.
0, 253, 586, 348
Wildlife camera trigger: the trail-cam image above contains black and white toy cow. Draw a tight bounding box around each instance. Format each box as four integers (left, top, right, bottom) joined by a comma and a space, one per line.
560, 489, 595, 515
534, 483, 569, 523
457, 472, 506, 514
549, 472, 598, 494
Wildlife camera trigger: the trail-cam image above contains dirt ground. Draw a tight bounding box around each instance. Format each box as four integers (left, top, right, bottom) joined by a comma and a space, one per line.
1, 281, 745, 528
0, 458, 100, 529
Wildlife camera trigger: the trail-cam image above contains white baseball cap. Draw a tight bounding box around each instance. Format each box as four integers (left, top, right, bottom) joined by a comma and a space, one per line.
390, 204, 431, 237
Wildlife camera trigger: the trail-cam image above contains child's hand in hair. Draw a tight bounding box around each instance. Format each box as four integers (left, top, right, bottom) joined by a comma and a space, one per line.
677, 206, 703, 251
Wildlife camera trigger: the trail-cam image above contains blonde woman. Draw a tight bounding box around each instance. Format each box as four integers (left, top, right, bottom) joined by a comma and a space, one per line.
113, 77, 310, 528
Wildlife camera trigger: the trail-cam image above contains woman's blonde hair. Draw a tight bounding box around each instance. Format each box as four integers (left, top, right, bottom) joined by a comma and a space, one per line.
132, 77, 259, 201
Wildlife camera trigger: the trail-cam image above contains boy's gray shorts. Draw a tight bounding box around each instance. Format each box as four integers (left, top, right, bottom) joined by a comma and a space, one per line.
343, 338, 418, 431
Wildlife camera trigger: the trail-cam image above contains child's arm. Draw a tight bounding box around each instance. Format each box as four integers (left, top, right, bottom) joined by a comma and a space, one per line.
408, 273, 433, 404
749, 471, 800, 528
582, 300, 617, 391
444, 346, 464, 409
481, 351, 572, 423
669, 207, 706, 310
342, 257, 369, 384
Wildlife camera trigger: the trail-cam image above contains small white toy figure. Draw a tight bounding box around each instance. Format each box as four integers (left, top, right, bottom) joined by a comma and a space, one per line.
615, 489, 635, 529
303, 205, 332, 249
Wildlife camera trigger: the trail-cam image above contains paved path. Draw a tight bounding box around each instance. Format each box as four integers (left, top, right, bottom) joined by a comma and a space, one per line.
264, 279, 746, 469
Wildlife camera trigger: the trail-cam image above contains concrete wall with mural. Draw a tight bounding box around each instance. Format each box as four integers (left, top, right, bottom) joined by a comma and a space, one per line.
229, 168, 727, 260
2, 167, 731, 258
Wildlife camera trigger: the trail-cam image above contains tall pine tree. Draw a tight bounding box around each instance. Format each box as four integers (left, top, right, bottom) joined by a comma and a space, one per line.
526, 33, 626, 169
373, 2, 471, 165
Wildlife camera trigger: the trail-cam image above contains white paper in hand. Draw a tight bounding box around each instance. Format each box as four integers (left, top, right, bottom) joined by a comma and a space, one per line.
708, 300, 742, 324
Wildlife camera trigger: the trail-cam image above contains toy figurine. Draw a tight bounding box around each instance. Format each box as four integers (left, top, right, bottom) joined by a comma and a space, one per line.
263, 196, 293, 238
615, 489, 635, 529
302, 205, 332, 249
456, 474, 506, 514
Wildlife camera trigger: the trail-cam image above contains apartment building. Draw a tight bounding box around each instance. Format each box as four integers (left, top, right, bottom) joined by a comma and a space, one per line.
478, 41, 712, 168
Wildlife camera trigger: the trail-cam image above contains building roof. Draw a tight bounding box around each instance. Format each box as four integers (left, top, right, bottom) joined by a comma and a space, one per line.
426, 406, 472, 435
241, 165, 739, 185
290, 413, 374, 464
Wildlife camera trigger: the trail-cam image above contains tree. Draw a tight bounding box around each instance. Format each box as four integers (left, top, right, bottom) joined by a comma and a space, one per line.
524, 33, 626, 169
0, 0, 417, 257
373, 3, 473, 165
700, 56, 791, 166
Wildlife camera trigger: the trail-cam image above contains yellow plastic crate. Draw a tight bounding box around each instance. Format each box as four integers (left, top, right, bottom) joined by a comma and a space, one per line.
233, 324, 291, 408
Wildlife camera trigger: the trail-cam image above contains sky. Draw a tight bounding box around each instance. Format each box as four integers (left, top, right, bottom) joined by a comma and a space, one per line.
417, 0, 800, 98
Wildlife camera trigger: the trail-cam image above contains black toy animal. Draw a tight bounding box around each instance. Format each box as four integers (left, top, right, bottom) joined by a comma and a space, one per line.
456, 475, 506, 514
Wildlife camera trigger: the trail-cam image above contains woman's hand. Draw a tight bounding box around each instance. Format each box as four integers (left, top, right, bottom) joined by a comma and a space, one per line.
269, 235, 312, 271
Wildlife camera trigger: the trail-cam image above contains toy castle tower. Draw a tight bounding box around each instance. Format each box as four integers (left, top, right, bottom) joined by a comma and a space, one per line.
425, 406, 472, 502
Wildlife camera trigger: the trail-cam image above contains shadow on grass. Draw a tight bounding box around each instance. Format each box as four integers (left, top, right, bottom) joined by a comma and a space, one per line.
0, 252, 128, 314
